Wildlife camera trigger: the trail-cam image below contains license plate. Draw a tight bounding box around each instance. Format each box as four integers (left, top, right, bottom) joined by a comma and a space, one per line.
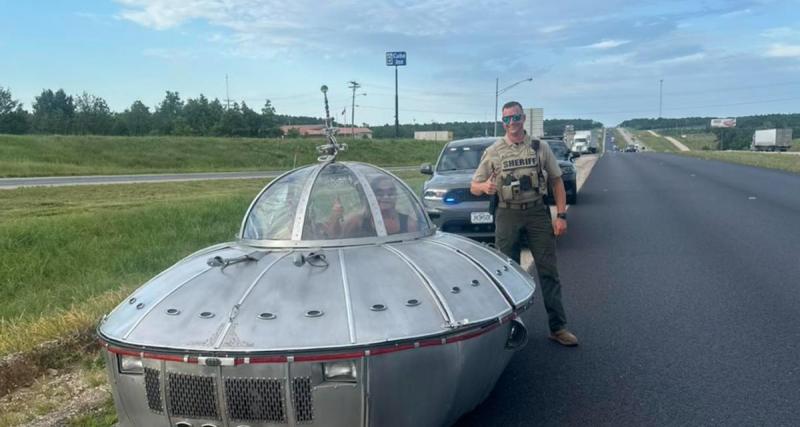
470, 212, 493, 224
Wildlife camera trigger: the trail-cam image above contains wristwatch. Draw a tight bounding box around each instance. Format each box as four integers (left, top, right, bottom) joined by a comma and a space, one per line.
556, 212, 567, 220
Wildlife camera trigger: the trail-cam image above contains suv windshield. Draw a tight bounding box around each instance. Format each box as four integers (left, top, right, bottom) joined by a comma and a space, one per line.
547, 141, 570, 159
437, 145, 488, 172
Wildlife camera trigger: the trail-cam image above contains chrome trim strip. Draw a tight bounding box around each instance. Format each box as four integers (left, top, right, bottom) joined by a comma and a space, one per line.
122, 267, 213, 339
215, 366, 230, 427
382, 244, 454, 325
213, 252, 291, 349
236, 228, 435, 249
291, 163, 326, 241
362, 355, 370, 427
339, 249, 358, 344
285, 360, 297, 427
347, 163, 387, 237
238, 166, 312, 239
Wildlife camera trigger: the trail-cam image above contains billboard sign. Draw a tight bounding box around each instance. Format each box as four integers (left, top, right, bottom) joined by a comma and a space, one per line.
385, 51, 407, 66
710, 118, 736, 128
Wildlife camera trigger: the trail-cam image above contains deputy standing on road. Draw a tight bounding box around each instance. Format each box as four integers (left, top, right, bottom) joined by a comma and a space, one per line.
470, 101, 578, 346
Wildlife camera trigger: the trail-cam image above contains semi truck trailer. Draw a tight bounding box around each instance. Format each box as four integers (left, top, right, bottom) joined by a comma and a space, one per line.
751, 129, 792, 152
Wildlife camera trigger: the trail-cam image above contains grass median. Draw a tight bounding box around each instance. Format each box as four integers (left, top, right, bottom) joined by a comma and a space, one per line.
633, 131, 676, 152
0, 134, 446, 177
678, 151, 800, 174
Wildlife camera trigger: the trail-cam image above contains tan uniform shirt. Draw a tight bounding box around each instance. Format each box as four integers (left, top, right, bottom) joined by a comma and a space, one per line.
473, 134, 562, 204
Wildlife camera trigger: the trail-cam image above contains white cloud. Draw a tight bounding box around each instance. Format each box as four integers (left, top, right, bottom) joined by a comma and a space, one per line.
539, 24, 567, 34
578, 53, 634, 66
584, 39, 630, 49
761, 27, 800, 39
652, 52, 706, 65
765, 44, 800, 58
720, 8, 751, 18
115, 0, 226, 30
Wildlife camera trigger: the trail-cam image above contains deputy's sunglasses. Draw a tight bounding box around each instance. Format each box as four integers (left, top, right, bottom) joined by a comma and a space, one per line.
502, 114, 523, 124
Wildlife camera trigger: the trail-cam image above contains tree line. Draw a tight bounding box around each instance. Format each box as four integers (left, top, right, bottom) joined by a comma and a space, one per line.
0, 86, 328, 137
620, 114, 800, 150
1, 85, 603, 139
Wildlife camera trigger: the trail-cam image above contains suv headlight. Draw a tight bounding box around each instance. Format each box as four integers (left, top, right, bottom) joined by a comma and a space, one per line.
423, 189, 447, 201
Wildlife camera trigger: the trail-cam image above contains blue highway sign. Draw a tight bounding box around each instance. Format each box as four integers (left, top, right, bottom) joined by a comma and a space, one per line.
386, 51, 407, 66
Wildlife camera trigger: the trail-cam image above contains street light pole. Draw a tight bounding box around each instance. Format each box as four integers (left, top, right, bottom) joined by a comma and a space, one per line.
494, 76, 533, 137
494, 77, 499, 137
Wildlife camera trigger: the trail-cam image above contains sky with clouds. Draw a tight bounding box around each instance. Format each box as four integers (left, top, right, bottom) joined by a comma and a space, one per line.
3, 0, 800, 126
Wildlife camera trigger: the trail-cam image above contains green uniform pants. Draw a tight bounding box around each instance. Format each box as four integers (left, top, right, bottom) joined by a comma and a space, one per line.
495, 203, 567, 332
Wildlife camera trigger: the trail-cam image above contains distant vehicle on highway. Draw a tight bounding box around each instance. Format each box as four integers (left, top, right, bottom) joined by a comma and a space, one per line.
571, 140, 588, 154
420, 137, 577, 241
751, 128, 792, 152
624, 144, 637, 152
573, 130, 592, 154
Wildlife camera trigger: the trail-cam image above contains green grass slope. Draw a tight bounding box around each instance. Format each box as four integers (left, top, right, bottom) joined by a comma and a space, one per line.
0, 134, 446, 177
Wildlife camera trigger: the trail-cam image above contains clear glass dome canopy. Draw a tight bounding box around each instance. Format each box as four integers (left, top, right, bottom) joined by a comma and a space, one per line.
240, 162, 432, 246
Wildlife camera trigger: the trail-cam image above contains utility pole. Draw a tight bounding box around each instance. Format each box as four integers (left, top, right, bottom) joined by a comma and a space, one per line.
348, 80, 361, 139
494, 77, 499, 137
225, 74, 230, 110
659, 79, 663, 118
395, 65, 399, 138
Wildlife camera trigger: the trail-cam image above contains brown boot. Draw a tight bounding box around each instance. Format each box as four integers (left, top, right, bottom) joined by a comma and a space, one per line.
549, 329, 578, 347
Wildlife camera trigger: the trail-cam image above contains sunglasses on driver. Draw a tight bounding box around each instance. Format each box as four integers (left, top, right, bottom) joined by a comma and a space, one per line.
502, 114, 523, 124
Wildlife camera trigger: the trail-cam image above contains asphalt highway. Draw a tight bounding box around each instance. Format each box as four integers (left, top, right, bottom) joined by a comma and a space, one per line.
455, 151, 800, 426
0, 166, 420, 189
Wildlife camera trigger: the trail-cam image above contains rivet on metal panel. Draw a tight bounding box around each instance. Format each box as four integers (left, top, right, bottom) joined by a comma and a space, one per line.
471, 279, 480, 287
503, 265, 509, 271
305, 310, 324, 318
128, 297, 137, 304
370, 304, 387, 311
451, 286, 461, 294
258, 312, 277, 320
496, 269, 503, 276
166, 308, 180, 316
199, 311, 215, 319
405, 299, 421, 307
136, 303, 145, 310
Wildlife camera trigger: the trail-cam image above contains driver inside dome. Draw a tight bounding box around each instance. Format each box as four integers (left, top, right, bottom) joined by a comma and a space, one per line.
313, 175, 418, 239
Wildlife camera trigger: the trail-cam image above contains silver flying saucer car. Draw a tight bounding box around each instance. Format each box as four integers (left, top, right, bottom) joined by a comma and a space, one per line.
98, 88, 536, 427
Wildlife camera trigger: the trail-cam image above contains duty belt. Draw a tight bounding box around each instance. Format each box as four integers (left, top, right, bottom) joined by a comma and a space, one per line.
498, 199, 543, 210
